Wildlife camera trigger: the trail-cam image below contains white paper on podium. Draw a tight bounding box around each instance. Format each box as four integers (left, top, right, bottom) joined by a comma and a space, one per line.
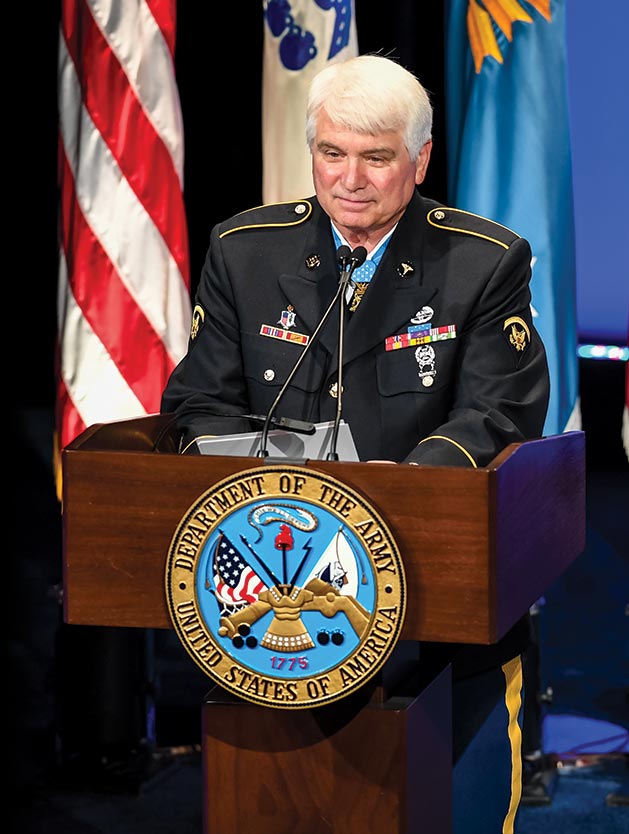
194, 420, 359, 461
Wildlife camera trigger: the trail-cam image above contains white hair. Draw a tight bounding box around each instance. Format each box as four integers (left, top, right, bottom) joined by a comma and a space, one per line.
306, 54, 433, 160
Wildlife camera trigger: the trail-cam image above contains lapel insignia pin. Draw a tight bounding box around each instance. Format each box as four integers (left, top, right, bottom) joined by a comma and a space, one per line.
397, 261, 415, 278
305, 254, 321, 269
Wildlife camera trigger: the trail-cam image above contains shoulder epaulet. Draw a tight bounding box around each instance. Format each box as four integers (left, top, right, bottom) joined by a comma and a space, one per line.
219, 199, 314, 239
426, 206, 520, 250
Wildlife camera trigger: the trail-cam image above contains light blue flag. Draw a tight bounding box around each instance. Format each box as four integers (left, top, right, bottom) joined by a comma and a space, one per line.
262, 0, 358, 203
445, 0, 579, 436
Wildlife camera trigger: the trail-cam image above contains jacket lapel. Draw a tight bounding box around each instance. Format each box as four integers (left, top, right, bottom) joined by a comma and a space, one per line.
277, 204, 340, 352
342, 193, 440, 365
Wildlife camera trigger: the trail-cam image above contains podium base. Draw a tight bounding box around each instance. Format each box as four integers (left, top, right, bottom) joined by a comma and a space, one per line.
201, 665, 452, 834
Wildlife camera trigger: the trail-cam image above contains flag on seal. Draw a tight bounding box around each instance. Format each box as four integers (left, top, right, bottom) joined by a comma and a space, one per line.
211, 533, 268, 605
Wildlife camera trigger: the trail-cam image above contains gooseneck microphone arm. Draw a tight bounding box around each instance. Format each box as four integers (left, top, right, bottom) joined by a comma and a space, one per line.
257, 246, 354, 458
326, 245, 367, 460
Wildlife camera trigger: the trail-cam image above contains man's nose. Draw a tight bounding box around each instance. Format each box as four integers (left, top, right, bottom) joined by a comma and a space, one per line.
341, 158, 367, 190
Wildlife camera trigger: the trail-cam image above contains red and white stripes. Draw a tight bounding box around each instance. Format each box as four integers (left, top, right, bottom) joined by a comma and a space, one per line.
56, 0, 191, 453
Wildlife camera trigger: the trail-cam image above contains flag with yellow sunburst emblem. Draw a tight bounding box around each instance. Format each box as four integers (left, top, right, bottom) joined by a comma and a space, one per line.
445, 0, 579, 436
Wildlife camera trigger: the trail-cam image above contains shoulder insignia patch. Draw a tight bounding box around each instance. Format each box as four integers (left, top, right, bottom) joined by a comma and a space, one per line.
427, 207, 520, 250
190, 303, 205, 340
219, 200, 314, 239
503, 315, 530, 364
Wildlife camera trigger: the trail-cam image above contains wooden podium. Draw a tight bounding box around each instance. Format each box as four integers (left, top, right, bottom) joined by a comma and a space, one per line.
62, 416, 585, 834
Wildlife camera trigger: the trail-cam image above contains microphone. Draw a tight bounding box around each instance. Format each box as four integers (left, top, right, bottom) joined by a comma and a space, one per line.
336, 244, 352, 271
345, 245, 367, 273
326, 245, 367, 460
257, 245, 361, 458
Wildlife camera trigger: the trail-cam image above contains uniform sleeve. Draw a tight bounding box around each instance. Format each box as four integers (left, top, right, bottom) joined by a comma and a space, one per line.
404, 236, 550, 468
161, 225, 253, 450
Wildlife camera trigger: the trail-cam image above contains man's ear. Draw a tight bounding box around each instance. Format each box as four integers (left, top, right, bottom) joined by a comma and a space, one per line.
415, 140, 433, 185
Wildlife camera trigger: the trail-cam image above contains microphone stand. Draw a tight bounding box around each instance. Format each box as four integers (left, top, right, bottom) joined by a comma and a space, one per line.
257, 246, 353, 458
326, 246, 367, 460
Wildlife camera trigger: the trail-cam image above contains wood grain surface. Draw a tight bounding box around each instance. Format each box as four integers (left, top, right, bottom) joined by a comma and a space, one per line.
62, 416, 585, 644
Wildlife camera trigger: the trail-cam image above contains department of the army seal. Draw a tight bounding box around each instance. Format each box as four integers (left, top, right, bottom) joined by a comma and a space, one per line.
165, 465, 406, 709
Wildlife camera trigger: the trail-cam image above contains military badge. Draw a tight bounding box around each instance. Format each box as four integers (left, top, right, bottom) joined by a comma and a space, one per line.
165, 466, 406, 709
503, 316, 530, 365
385, 323, 456, 352
415, 344, 437, 387
190, 304, 205, 341
260, 324, 309, 345
397, 261, 415, 278
278, 305, 296, 330
348, 283, 368, 313
411, 306, 433, 325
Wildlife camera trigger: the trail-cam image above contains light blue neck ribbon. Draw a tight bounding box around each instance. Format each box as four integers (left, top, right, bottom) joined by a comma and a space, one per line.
331, 226, 393, 283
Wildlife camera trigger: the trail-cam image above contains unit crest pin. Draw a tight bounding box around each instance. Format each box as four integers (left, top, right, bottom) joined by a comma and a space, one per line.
278, 305, 296, 330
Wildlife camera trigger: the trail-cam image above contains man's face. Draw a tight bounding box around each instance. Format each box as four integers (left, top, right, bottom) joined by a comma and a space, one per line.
312, 109, 432, 245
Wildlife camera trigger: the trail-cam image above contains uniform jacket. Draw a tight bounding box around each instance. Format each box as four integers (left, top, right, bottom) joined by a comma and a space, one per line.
163, 190, 550, 469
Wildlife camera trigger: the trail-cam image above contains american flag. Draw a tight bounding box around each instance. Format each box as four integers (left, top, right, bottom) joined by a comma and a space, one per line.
56, 0, 191, 489
212, 533, 268, 605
